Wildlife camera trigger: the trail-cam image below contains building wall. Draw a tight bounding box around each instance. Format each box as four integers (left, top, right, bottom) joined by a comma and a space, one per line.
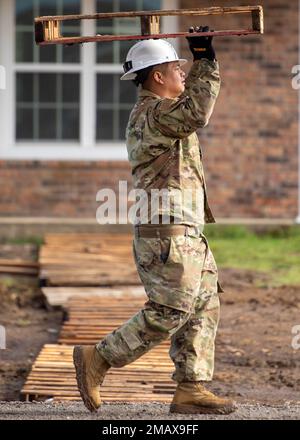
0, 160, 130, 218
0, 0, 298, 220
180, 0, 299, 219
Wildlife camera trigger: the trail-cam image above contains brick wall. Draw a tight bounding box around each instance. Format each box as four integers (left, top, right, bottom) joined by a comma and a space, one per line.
180, 0, 299, 219
0, 160, 131, 218
0, 0, 298, 220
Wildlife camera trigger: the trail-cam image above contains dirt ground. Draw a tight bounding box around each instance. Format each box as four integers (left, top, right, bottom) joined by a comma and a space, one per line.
0, 243, 299, 419
0, 244, 63, 401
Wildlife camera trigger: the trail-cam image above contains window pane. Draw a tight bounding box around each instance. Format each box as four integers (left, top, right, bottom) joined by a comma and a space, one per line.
120, 80, 137, 105
97, 73, 137, 106
96, 110, 113, 140
16, 0, 34, 25
96, 73, 137, 141
39, 0, 57, 17
62, 74, 80, 103
120, 40, 135, 62
63, 0, 81, 15
97, 42, 114, 64
96, 0, 161, 64
97, 75, 114, 104
16, 73, 80, 141
119, 1, 142, 12
39, 74, 57, 103
39, 45, 57, 63
16, 109, 34, 139
62, 109, 80, 139
15, 0, 81, 64
17, 73, 34, 103
119, 110, 131, 139
62, 37, 81, 63
97, 0, 114, 13
95, 0, 113, 30
142, 0, 161, 10
16, 31, 34, 63
39, 109, 57, 139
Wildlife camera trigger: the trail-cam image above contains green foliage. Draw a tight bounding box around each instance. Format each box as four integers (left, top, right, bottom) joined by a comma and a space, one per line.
3, 236, 44, 246
205, 225, 300, 287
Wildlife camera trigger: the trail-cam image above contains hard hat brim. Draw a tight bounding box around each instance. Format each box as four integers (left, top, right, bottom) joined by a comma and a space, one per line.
120, 59, 188, 81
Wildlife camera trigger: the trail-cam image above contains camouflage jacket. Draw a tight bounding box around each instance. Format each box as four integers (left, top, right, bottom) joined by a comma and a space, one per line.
126, 58, 221, 227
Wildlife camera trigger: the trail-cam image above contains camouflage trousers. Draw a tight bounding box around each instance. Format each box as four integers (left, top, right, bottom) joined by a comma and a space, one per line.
96, 228, 221, 383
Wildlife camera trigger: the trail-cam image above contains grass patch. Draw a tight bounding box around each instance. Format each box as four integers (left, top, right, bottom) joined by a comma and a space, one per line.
1, 236, 44, 246
204, 225, 300, 287
0, 276, 19, 289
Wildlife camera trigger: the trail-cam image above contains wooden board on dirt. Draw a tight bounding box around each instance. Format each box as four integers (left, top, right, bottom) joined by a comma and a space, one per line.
39, 233, 140, 287
0, 259, 39, 276
21, 344, 175, 403
42, 286, 145, 309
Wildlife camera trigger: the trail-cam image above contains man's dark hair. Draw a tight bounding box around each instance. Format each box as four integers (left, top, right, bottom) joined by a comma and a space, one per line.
132, 65, 154, 87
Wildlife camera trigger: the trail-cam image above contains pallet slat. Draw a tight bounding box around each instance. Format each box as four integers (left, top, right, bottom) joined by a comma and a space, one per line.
35, 6, 264, 45
21, 345, 174, 403
22, 288, 176, 403
42, 286, 145, 309
39, 233, 141, 286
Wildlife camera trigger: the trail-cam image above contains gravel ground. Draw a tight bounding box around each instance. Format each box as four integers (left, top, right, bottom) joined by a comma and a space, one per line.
0, 402, 300, 420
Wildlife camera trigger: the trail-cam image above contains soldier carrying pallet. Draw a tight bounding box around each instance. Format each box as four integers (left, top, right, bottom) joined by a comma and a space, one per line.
73, 27, 237, 415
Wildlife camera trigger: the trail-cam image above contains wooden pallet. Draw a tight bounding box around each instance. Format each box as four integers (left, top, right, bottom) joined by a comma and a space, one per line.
22, 235, 180, 403
22, 292, 177, 402
0, 259, 39, 277
21, 344, 175, 403
39, 233, 140, 287
59, 296, 147, 344
35, 6, 264, 46
42, 286, 145, 309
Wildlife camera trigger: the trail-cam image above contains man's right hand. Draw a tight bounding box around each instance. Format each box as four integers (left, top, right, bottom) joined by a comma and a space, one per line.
186, 26, 216, 62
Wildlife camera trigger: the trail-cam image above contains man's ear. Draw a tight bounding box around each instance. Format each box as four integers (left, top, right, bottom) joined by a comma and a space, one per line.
152, 70, 164, 85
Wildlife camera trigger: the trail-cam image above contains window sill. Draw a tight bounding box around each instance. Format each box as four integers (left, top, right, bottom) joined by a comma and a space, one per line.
0, 143, 128, 160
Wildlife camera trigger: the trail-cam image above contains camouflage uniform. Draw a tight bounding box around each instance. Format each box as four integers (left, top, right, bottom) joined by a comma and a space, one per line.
97, 58, 222, 382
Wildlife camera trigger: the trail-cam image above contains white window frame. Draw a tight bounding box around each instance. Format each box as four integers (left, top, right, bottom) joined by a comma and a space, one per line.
0, 0, 179, 161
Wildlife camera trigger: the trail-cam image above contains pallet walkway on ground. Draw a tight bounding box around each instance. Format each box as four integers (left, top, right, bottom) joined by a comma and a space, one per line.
42, 286, 145, 309
22, 290, 176, 402
21, 344, 174, 402
58, 295, 147, 344
0, 258, 39, 276
39, 233, 140, 286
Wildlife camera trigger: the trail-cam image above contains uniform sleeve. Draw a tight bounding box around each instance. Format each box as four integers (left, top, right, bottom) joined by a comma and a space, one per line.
148, 58, 221, 139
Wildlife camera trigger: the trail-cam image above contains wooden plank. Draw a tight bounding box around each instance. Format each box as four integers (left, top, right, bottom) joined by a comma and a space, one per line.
0, 258, 39, 276
141, 15, 160, 35
38, 29, 262, 46
21, 344, 174, 403
43, 232, 133, 241
57, 294, 147, 345
42, 286, 145, 308
40, 274, 140, 287
56, 294, 172, 347
35, 6, 264, 45
39, 233, 141, 286
0, 259, 39, 268
21, 290, 177, 402
252, 8, 264, 33
35, 6, 263, 22
0, 266, 38, 276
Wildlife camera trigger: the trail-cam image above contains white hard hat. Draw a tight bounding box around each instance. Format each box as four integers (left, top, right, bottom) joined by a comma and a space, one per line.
120, 39, 187, 81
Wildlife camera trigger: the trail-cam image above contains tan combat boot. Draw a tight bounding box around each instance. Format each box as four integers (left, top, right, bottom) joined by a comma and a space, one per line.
170, 382, 237, 415
73, 345, 111, 413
